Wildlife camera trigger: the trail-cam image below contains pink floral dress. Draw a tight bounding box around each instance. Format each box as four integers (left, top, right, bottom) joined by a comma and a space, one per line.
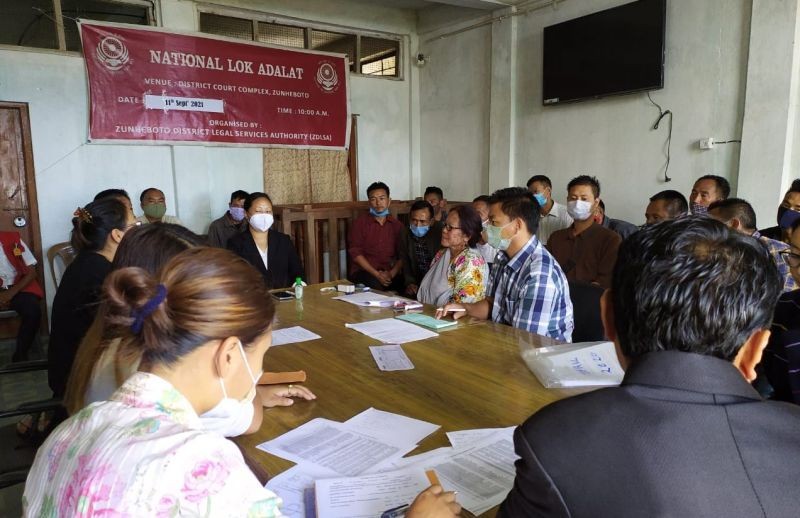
23, 372, 283, 517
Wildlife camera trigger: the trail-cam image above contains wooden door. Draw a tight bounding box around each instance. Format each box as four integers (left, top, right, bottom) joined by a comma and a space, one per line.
0, 102, 47, 337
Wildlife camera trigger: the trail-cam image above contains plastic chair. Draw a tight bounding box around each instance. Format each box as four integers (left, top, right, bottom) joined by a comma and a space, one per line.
46, 242, 76, 288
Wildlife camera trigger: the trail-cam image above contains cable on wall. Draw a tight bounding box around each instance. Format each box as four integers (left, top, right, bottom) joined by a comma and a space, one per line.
647, 92, 673, 183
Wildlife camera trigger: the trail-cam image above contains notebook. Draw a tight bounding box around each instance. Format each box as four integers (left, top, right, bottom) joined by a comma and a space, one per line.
395, 313, 458, 330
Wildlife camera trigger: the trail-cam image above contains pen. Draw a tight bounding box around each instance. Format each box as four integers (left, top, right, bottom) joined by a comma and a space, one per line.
436, 308, 466, 313
381, 503, 409, 518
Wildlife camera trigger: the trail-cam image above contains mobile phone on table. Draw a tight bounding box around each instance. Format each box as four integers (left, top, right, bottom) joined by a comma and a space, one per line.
272, 290, 295, 301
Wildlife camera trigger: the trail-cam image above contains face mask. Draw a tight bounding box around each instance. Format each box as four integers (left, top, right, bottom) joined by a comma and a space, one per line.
370, 207, 390, 218
203, 341, 262, 438
779, 208, 800, 229
229, 207, 246, 222
481, 219, 489, 230
567, 200, 593, 221
690, 202, 708, 215
249, 213, 273, 232
778, 206, 789, 226
143, 203, 167, 219
533, 193, 548, 208
486, 222, 515, 251
410, 225, 430, 238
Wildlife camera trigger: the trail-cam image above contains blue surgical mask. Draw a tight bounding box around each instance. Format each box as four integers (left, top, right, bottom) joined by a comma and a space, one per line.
486, 222, 515, 251
533, 193, 548, 208
229, 207, 246, 222
370, 207, 390, 217
410, 225, 430, 238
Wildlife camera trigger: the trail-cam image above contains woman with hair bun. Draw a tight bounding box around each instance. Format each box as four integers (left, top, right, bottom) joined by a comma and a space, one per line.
63, 223, 314, 432
47, 197, 136, 402
24, 247, 460, 518
17, 197, 138, 442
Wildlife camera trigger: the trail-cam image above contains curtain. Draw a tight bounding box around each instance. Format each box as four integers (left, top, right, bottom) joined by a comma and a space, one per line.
263, 148, 352, 204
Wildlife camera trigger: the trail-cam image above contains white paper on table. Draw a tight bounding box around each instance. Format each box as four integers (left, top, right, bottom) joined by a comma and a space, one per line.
368, 446, 454, 473
265, 464, 332, 518
345, 318, 438, 344
271, 326, 322, 346
369, 344, 415, 371
399, 430, 520, 516
446, 426, 515, 450
345, 407, 439, 447
256, 418, 415, 477
314, 468, 431, 518
332, 292, 399, 306
520, 340, 625, 388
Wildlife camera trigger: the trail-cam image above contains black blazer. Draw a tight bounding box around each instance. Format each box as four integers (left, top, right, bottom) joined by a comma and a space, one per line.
227, 230, 304, 289
499, 350, 800, 517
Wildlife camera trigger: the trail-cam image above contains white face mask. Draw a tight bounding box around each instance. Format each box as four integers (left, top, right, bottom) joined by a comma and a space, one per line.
567, 200, 594, 221
201, 341, 262, 438
249, 213, 274, 233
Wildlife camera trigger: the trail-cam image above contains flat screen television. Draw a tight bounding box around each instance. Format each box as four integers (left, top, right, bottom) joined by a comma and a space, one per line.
542, 0, 666, 105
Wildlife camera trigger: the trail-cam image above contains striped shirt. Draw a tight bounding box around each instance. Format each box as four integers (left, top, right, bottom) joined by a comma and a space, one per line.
487, 235, 574, 342
537, 201, 573, 245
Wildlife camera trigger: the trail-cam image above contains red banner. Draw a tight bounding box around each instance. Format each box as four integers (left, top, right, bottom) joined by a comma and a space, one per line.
79, 21, 350, 149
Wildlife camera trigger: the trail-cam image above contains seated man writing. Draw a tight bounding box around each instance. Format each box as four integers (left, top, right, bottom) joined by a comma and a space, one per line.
498, 217, 800, 517
437, 187, 573, 342
347, 182, 404, 291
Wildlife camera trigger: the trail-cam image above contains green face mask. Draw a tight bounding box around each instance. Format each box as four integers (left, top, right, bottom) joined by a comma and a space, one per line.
143, 203, 167, 219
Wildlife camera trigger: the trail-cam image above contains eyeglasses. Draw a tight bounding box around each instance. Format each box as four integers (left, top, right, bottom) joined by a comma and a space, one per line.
780, 250, 800, 268
443, 223, 461, 232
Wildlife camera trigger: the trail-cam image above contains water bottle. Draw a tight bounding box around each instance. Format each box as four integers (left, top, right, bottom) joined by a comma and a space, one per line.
293, 277, 304, 300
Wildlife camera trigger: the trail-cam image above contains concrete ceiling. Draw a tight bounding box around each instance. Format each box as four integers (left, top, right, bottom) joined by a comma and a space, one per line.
367, 0, 521, 11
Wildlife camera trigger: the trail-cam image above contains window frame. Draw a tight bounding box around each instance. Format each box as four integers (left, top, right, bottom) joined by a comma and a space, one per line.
0, 0, 156, 55
196, 4, 404, 81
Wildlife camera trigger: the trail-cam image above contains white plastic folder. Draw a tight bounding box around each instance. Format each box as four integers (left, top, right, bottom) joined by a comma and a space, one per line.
520, 340, 625, 388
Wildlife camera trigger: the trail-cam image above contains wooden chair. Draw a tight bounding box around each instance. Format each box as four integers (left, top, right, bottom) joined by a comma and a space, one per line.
47, 242, 76, 288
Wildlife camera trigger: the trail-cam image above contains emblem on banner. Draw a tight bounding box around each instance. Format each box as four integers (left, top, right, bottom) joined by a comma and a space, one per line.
96, 35, 130, 71
315, 61, 339, 93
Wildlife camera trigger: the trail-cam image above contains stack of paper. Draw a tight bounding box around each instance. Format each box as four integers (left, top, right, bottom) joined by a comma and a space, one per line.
260, 408, 440, 518
332, 292, 403, 307
393, 426, 520, 516
345, 318, 439, 344
520, 340, 625, 387
260, 412, 521, 517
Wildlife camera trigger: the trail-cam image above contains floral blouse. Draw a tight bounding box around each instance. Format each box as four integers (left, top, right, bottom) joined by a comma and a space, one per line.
23, 372, 283, 518
423, 247, 488, 305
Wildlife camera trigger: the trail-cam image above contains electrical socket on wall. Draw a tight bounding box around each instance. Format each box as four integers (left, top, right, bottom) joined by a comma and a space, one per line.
699, 137, 715, 150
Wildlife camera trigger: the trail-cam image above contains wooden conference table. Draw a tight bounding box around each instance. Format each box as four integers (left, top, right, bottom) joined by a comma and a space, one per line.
236, 282, 581, 517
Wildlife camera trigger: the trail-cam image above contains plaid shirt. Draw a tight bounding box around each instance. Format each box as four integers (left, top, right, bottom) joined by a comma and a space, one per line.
413, 237, 432, 278
487, 235, 574, 341
753, 231, 797, 292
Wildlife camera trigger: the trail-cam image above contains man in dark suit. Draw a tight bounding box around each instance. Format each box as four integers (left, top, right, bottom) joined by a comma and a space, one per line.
499, 218, 800, 517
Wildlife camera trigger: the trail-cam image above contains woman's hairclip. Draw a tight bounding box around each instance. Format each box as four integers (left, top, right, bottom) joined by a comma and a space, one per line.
131, 284, 167, 334
73, 207, 93, 223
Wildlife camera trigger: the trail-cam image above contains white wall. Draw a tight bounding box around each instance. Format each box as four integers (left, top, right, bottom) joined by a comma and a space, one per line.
515, 0, 751, 225
418, 22, 491, 200
0, 0, 420, 308
419, 0, 754, 225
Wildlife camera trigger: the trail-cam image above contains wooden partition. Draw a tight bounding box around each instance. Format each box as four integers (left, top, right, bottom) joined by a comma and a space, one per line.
274, 200, 466, 284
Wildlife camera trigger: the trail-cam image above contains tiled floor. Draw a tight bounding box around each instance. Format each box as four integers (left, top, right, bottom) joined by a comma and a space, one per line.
0, 337, 50, 517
